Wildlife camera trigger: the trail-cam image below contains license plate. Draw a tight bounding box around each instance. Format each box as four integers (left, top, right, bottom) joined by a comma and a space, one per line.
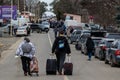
117, 56, 120, 58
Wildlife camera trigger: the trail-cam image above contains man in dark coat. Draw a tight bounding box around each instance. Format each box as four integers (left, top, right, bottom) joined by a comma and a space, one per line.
86, 36, 94, 61
52, 31, 71, 75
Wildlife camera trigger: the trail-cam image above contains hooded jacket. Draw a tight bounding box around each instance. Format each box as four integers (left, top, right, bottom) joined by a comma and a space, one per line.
52, 36, 71, 54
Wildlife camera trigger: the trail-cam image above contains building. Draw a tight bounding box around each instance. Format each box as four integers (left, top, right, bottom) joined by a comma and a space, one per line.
64, 13, 81, 23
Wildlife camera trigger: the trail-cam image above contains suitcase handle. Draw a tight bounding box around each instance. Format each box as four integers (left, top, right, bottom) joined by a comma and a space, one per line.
49, 53, 55, 59
66, 55, 71, 63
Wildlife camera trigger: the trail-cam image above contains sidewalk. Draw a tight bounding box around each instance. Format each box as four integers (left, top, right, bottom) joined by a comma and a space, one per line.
0, 37, 23, 61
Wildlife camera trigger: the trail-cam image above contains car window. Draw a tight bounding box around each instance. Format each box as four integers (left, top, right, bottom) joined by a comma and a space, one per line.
42, 22, 49, 25
18, 27, 26, 30
106, 41, 114, 47
106, 34, 120, 39
76, 31, 81, 34
93, 39, 101, 47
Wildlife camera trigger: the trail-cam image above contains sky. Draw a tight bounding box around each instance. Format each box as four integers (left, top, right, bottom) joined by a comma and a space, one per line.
40, 0, 55, 16
40, 0, 54, 4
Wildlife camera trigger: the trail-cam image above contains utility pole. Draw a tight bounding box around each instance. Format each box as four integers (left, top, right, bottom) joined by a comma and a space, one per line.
10, 0, 13, 36
24, 0, 26, 17
18, 0, 20, 26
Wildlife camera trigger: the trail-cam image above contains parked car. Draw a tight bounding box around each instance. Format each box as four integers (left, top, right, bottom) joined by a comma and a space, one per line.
16, 26, 28, 36
94, 38, 115, 60
39, 24, 49, 33
30, 23, 42, 33
81, 37, 102, 55
41, 21, 50, 28
0, 24, 9, 33
105, 40, 120, 67
105, 33, 120, 39
68, 30, 82, 44
75, 32, 90, 50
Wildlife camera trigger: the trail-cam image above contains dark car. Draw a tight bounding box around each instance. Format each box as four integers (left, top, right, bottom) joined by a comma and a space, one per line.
30, 24, 42, 33
94, 38, 115, 60
105, 40, 120, 67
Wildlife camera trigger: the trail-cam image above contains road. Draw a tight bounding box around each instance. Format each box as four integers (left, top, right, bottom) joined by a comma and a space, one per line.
0, 29, 120, 80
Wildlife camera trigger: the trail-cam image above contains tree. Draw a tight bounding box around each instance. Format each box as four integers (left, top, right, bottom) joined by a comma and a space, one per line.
38, 2, 48, 18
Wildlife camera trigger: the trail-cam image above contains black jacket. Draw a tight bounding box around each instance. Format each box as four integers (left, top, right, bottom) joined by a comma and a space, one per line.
86, 37, 94, 52
52, 36, 71, 54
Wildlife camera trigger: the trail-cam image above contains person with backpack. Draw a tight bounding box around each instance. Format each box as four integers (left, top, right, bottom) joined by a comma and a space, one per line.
16, 37, 35, 76
52, 30, 71, 75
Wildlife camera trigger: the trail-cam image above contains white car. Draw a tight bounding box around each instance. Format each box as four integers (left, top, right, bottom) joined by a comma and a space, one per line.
16, 26, 28, 36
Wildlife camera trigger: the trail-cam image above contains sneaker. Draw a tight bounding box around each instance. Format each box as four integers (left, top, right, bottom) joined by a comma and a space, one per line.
28, 73, 32, 76
24, 72, 27, 76
87, 59, 91, 61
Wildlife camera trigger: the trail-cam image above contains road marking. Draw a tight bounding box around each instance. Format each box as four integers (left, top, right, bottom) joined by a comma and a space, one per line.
48, 33, 70, 80
48, 33, 52, 46
64, 76, 69, 80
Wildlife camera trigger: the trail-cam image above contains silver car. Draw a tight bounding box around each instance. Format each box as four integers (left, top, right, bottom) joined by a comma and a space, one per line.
105, 39, 120, 67
94, 38, 115, 60
81, 37, 102, 55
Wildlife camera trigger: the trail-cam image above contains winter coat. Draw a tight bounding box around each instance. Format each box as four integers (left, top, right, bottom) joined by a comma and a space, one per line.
52, 36, 71, 54
16, 41, 35, 59
86, 37, 94, 52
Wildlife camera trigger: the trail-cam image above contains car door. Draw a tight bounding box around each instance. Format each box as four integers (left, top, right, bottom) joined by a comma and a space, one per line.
70, 31, 76, 42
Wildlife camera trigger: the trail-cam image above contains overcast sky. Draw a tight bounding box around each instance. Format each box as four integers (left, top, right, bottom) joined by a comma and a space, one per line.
40, 0, 54, 10
40, 0, 54, 5
40, 0, 55, 16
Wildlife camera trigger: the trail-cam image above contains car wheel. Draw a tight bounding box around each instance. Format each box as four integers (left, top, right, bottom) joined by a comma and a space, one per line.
110, 57, 116, 67
38, 29, 42, 33
99, 51, 103, 60
94, 54, 97, 58
46, 31, 48, 33
105, 59, 109, 64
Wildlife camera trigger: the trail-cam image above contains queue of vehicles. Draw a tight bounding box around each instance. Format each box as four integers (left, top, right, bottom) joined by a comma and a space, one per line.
67, 23, 120, 67
0, 21, 50, 37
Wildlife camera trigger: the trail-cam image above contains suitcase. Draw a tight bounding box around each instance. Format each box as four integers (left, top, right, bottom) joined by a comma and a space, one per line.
46, 55, 57, 75
75, 43, 81, 50
30, 57, 39, 76
64, 55, 73, 75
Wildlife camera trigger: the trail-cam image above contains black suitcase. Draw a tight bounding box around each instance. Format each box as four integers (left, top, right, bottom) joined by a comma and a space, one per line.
46, 58, 57, 75
64, 56, 73, 75
75, 43, 81, 50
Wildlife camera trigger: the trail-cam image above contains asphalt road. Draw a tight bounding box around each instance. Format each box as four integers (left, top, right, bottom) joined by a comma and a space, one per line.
0, 29, 120, 80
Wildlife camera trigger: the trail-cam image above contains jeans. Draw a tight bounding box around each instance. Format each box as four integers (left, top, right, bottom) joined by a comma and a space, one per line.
54, 31, 57, 38
88, 51, 92, 60
21, 56, 31, 74
55, 53, 66, 73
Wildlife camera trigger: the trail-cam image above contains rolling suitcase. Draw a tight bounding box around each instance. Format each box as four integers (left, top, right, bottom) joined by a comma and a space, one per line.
64, 55, 73, 75
46, 54, 57, 75
30, 57, 39, 76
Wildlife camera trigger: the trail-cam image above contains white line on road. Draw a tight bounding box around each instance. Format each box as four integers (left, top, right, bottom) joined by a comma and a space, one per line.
47, 33, 70, 80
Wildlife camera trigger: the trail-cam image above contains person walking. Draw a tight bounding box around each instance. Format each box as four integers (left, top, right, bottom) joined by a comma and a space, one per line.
86, 36, 94, 61
52, 31, 71, 75
16, 37, 35, 76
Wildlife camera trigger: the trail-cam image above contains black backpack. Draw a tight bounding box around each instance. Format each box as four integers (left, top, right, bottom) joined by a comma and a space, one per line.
21, 42, 32, 53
